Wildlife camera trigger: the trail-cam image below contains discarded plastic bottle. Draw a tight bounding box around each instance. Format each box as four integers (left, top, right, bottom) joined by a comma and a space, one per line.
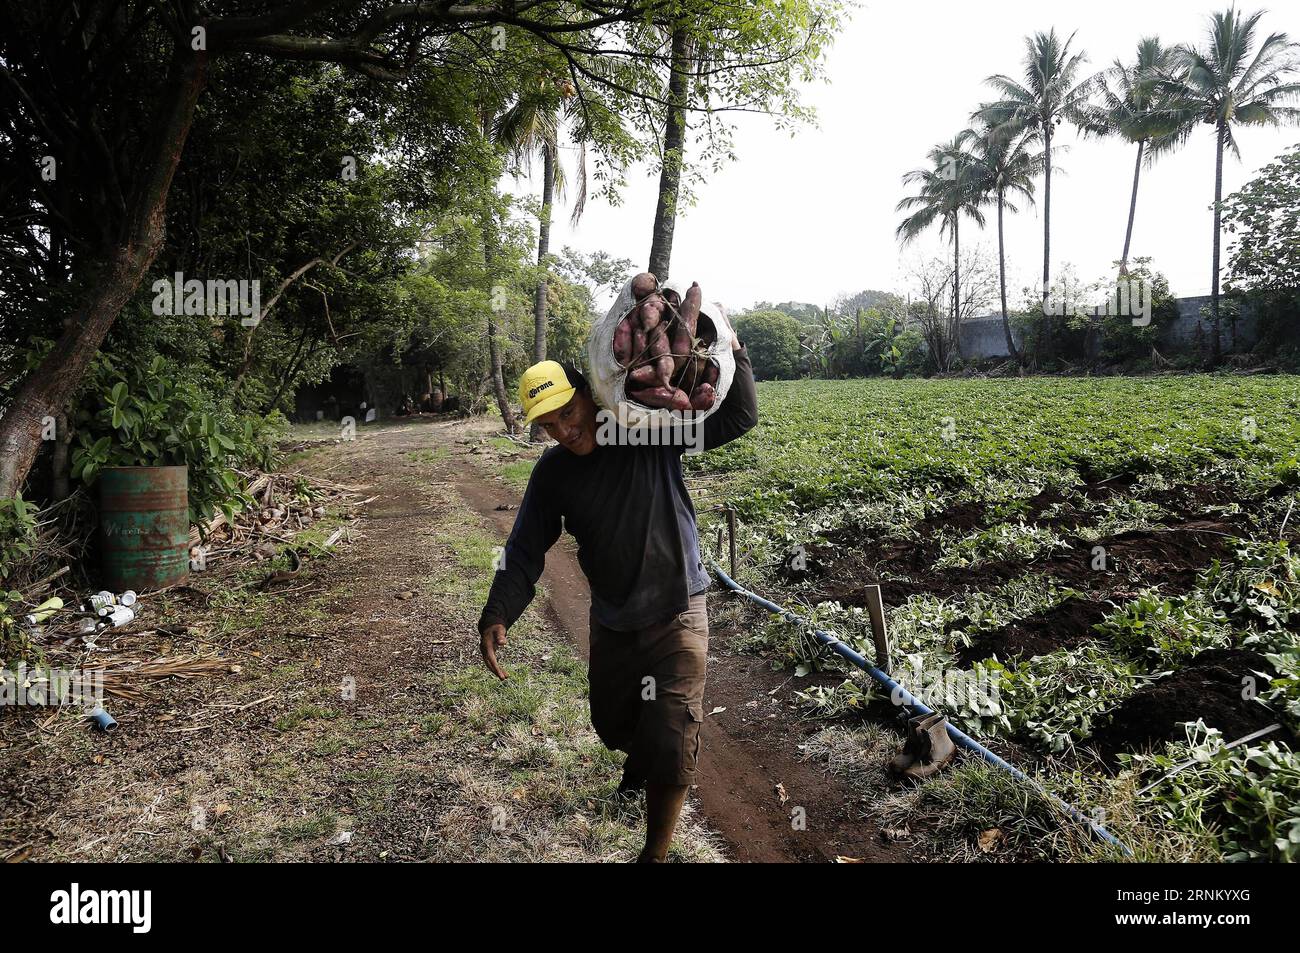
24, 596, 64, 626
105, 605, 136, 628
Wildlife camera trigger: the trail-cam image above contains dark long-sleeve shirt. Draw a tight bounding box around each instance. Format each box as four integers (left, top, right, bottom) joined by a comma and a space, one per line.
478, 346, 758, 634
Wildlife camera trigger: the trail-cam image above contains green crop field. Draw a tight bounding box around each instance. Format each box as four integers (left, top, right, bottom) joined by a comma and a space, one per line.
692, 375, 1300, 862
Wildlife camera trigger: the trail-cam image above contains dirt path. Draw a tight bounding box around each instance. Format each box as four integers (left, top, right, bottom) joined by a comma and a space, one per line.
4, 417, 728, 863
1, 416, 906, 863
444, 422, 908, 863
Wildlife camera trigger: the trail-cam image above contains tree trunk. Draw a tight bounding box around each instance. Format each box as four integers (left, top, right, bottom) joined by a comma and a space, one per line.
1120, 139, 1144, 274
487, 311, 517, 434
647, 25, 690, 281
997, 193, 1019, 362
1041, 124, 1053, 304
529, 143, 555, 441
51, 414, 71, 501
481, 204, 518, 435
951, 218, 964, 362
1039, 122, 1054, 359
1210, 121, 1225, 366
0, 48, 208, 500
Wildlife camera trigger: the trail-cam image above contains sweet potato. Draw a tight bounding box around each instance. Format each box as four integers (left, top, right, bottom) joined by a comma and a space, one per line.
670, 320, 692, 377
638, 294, 665, 333
701, 360, 719, 387
679, 282, 702, 336
631, 327, 647, 367
689, 383, 716, 411
646, 326, 674, 384
631, 385, 691, 411
631, 272, 658, 299
613, 314, 634, 366
627, 363, 660, 388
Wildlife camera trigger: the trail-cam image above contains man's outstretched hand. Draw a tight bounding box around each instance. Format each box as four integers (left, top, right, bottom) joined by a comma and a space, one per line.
480, 623, 509, 680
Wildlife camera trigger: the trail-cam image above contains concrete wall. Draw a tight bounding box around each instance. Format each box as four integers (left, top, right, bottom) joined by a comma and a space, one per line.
1160, 294, 1259, 352
958, 315, 1025, 360
952, 295, 1257, 361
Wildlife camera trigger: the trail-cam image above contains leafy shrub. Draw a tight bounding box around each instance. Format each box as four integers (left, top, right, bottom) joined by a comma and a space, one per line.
1258, 641, 1300, 734
934, 521, 1064, 570
997, 645, 1142, 753
0, 496, 38, 661
70, 354, 282, 525
1096, 591, 1231, 665
1011, 259, 1178, 367
0, 495, 37, 582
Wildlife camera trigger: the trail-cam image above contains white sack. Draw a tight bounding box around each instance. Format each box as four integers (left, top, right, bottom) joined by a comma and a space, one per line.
587, 276, 735, 430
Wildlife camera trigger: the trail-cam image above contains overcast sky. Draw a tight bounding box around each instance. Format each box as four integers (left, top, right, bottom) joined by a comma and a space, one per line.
506, 0, 1299, 316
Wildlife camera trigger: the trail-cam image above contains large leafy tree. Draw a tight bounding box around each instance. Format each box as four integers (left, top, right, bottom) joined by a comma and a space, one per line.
975, 29, 1096, 308
1222, 143, 1300, 351
1155, 7, 1300, 364
733, 309, 802, 379
1222, 143, 1300, 292
0, 0, 841, 497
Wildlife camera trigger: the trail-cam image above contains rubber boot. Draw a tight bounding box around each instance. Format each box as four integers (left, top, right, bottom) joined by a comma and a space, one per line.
901, 714, 956, 780
887, 713, 931, 777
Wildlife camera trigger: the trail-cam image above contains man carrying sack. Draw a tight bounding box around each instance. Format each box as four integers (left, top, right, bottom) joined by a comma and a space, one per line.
477, 280, 757, 863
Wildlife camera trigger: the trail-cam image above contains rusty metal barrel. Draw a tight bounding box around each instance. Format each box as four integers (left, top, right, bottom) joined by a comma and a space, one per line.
99, 466, 190, 590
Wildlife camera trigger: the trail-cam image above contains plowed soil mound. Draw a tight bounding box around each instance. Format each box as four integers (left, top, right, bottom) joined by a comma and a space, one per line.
1089, 649, 1289, 761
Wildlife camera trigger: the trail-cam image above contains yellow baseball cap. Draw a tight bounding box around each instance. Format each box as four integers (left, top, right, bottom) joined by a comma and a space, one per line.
518, 360, 576, 424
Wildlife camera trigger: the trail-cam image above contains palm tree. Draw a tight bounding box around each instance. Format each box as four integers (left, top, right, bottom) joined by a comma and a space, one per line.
958, 121, 1044, 362
1091, 39, 1187, 273
1156, 8, 1300, 364
975, 29, 1095, 308
494, 87, 568, 364
494, 78, 587, 438
896, 139, 986, 360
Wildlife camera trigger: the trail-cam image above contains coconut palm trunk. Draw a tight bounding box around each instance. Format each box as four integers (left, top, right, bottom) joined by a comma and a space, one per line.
996, 192, 1019, 360
952, 217, 963, 359
1041, 124, 1053, 305
1210, 120, 1226, 365
529, 146, 555, 440
1120, 140, 1145, 274
533, 147, 554, 365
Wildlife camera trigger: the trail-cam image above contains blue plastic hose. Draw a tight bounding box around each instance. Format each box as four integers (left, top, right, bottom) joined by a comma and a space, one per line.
710, 561, 1131, 855
88, 706, 118, 732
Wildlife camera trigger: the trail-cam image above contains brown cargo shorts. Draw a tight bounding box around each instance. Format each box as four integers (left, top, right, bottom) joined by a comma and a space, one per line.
587, 594, 709, 787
